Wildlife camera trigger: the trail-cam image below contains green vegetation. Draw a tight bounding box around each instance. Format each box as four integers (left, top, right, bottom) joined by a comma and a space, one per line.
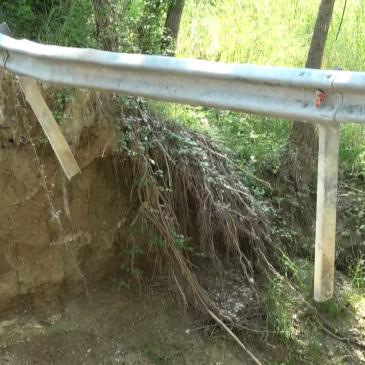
143, 342, 172, 365
2, 0, 365, 363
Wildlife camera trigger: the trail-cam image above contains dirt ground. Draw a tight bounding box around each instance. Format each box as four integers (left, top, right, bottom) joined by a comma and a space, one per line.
0, 278, 255, 365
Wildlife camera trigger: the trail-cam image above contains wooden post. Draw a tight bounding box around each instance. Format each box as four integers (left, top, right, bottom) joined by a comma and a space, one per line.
314, 124, 340, 302
0, 23, 80, 180
18, 76, 81, 180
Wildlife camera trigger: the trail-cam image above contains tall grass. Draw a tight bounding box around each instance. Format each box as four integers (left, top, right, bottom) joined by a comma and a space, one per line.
178, 0, 365, 70
175, 0, 365, 171
37, 0, 96, 48
3, 0, 365, 171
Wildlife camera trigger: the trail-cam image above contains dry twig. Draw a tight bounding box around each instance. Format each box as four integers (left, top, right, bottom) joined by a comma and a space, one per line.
207, 309, 263, 365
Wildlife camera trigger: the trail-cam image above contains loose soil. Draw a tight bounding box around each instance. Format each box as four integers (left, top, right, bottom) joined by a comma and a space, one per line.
0, 279, 252, 365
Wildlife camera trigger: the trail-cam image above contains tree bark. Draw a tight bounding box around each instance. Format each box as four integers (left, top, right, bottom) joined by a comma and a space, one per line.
284, 0, 336, 189
305, 0, 336, 70
161, 0, 185, 56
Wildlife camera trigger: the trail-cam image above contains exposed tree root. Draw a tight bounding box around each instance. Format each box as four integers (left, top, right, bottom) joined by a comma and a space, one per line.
208, 309, 264, 365
118, 98, 272, 331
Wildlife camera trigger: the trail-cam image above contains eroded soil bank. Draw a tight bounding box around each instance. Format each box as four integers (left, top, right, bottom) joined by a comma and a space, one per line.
0, 142, 129, 313
0, 68, 130, 314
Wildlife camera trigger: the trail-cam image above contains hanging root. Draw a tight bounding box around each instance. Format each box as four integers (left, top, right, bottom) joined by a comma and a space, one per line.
208, 309, 264, 365
117, 99, 274, 337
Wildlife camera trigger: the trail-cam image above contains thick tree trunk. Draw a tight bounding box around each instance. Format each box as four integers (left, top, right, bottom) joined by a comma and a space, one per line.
284, 0, 336, 189
305, 0, 336, 70
161, 0, 185, 56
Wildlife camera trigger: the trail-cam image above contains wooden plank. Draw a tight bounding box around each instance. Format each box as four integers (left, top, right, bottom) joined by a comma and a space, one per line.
18, 76, 81, 180
314, 124, 340, 302
0, 22, 80, 180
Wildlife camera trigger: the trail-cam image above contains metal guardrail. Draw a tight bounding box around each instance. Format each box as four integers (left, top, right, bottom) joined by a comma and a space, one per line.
1, 23, 364, 303
1, 27, 365, 125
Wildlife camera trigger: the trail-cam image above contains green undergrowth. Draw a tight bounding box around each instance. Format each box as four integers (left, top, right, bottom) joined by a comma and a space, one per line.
149, 98, 365, 274
15, 80, 365, 365
114, 96, 365, 364
261, 257, 365, 364
135, 98, 365, 363
143, 341, 172, 365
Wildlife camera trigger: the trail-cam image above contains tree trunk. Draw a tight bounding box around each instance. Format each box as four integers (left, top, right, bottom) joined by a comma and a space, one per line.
283, 0, 336, 189
305, 0, 336, 70
161, 0, 185, 56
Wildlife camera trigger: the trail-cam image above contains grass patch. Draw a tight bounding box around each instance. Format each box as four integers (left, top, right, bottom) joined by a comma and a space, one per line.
178, 0, 365, 70
349, 255, 365, 290
143, 342, 171, 365
264, 278, 295, 342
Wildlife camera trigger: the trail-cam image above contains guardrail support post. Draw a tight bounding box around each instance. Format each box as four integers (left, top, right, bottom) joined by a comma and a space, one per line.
314, 124, 340, 302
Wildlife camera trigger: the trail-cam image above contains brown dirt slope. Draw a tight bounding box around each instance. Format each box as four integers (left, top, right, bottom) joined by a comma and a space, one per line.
0, 68, 128, 314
